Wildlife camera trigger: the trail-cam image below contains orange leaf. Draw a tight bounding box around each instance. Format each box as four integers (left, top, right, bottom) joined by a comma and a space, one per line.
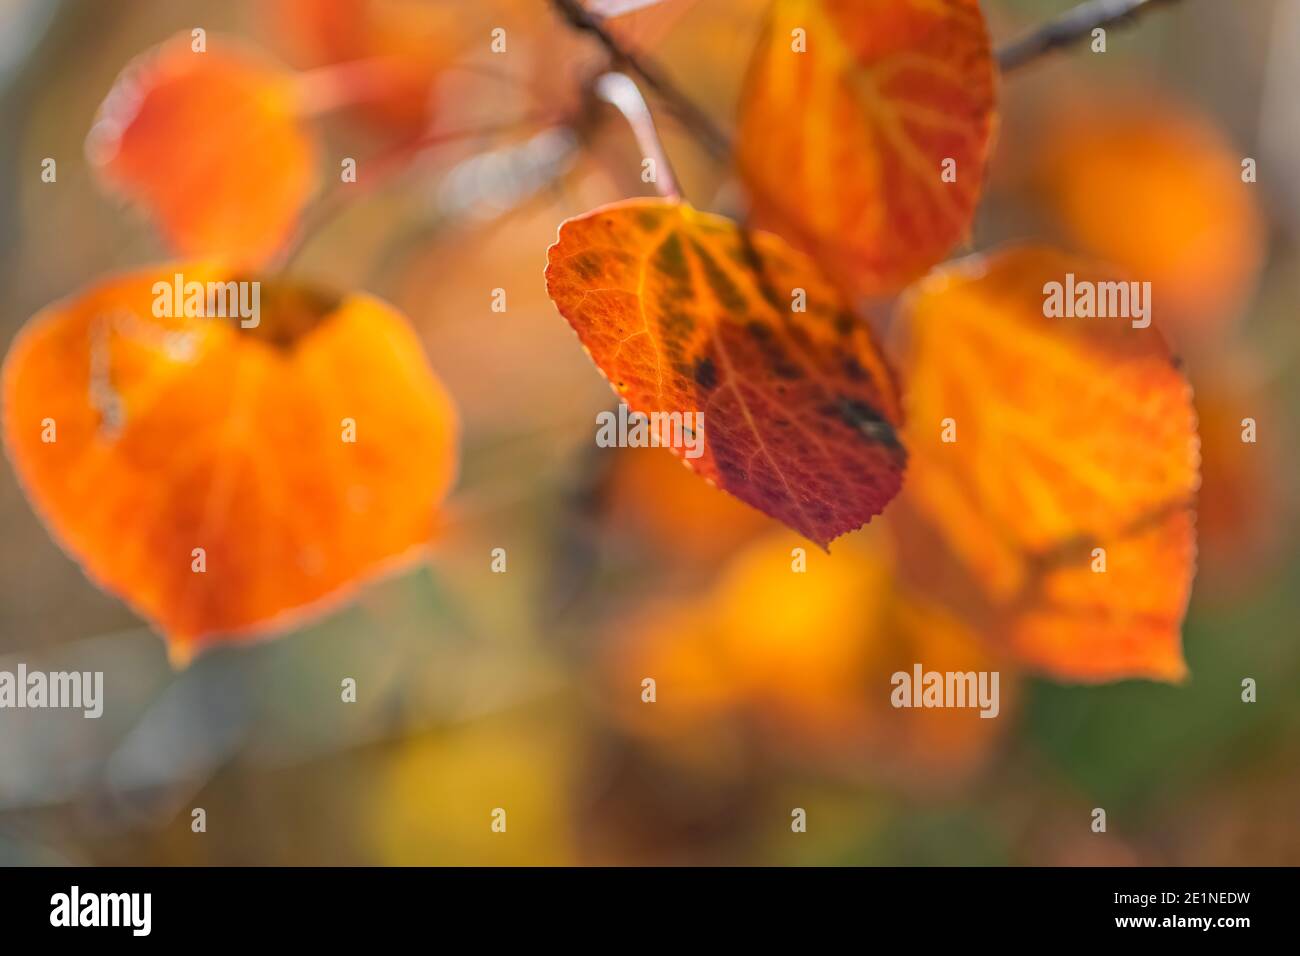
87, 35, 318, 267
1013, 509, 1197, 682
545, 198, 906, 547
1029, 93, 1264, 343
2, 267, 458, 662
893, 246, 1200, 682
266, 0, 467, 137
605, 446, 774, 562
737, 0, 996, 297
607, 531, 1013, 772
1193, 370, 1291, 594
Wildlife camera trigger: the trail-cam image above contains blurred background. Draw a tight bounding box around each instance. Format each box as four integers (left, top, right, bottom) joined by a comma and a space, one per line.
1, 0, 1297, 865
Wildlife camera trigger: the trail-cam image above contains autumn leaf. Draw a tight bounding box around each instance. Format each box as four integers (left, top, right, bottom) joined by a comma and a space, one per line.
605, 445, 774, 562
1193, 370, 1290, 593
545, 198, 906, 547
607, 530, 1013, 771
1007, 509, 1197, 681
265, 0, 468, 137
86, 33, 318, 267
892, 246, 1200, 682
737, 0, 996, 297
1029, 92, 1265, 343
2, 266, 458, 663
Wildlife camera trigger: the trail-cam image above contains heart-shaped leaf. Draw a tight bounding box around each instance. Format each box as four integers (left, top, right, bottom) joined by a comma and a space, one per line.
2, 266, 458, 662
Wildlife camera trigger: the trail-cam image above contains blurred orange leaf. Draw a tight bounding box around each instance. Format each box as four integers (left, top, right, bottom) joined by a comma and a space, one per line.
545, 198, 905, 547
605, 446, 773, 561
1193, 370, 1290, 593
266, 0, 467, 137
1029, 93, 1264, 343
894, 246, 1200, 682
607, 531, 1013, 773
87, 34, 318, 267
737, 0, 996, 297
2, 267, 458, 662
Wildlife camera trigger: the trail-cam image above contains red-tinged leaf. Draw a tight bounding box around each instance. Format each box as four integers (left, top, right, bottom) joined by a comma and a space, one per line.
545, 198, 906, 547
737, 0, 997, 297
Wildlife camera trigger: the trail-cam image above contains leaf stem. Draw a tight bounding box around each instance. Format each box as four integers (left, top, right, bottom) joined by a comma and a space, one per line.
295, 57, 411, 117
997, 0, 1184, 72
593, 71, 682, 200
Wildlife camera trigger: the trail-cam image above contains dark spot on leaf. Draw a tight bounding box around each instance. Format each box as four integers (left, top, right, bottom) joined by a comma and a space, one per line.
653, 231, 689, 283
826, 396, 901, 449
234, 275, 340, 351
744, 320, 801, 379
572, 252, 604, 281
691, 239, 748, 312
693, 356, 717, 389
660, 305, 694, 338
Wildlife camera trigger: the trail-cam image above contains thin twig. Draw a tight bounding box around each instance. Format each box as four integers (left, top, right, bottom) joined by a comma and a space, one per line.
550, 0, 731, 161
593, 72, 682, 199
997, 0, 1184, 72
555, 0, 1186, 165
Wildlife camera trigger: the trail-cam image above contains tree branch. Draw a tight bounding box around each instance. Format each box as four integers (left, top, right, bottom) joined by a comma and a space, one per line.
997, 0, 1184, 72
550, 0, 731, 161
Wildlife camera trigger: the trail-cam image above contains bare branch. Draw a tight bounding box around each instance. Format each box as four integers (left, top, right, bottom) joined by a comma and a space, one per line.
550, 0, 731, 161
998, 0, 1184, 72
